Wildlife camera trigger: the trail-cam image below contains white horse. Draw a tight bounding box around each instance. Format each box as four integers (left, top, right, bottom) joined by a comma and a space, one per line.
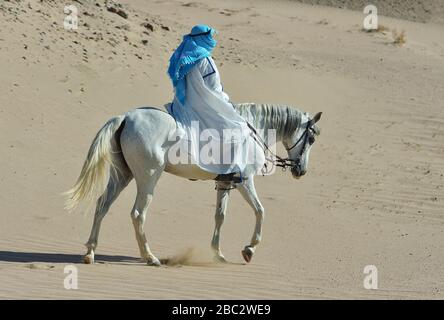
65, 103, 322, 266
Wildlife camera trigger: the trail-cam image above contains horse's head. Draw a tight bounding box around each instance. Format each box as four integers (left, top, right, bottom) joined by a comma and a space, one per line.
283, 112, 322, 179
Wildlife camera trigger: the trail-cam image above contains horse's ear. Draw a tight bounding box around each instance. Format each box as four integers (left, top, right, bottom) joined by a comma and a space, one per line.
311, 112, 322, 124
313, 112, 322, 123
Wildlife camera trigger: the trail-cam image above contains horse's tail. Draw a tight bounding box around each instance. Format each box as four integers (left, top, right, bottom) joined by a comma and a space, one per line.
64, 115, 126, 211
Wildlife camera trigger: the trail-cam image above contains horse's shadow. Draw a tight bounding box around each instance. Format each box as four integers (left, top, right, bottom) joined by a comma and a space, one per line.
0, 251, 139, 264
0, 251, 246, 266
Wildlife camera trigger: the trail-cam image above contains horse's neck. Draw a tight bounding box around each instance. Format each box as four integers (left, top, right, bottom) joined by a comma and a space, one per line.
237, 103, 302, 144
248, 111, 280, 144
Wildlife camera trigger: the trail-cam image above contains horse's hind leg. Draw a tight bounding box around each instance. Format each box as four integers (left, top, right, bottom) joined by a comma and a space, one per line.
130, 169, 163, 266
84, 162, 132, 264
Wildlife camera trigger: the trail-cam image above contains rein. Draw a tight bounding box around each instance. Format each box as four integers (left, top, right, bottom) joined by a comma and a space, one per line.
246, 120, 313, 173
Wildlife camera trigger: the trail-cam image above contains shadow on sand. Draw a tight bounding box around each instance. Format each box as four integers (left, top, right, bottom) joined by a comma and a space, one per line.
0, 251, 139, 264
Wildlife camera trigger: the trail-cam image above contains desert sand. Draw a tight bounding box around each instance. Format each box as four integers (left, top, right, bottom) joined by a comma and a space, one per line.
1, 0, 444, 299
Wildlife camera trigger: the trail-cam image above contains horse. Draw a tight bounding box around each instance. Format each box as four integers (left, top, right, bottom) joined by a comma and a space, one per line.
64, 103, 322, 266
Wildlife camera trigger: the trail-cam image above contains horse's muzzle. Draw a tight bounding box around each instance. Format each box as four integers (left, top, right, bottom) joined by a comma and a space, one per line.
291, 166, 306, 179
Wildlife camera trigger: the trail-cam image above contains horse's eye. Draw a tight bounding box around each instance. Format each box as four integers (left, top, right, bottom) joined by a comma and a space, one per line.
308, 135, 315, 145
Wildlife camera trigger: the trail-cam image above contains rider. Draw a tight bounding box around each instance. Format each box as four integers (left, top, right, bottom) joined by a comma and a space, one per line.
167, 24, 265, 182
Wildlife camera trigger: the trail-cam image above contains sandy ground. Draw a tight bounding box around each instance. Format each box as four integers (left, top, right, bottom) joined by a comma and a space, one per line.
292, 0, 444, 24
1, 0, 444, 299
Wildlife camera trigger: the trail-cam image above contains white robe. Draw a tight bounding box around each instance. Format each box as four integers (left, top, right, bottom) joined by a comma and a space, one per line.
167, 57, 265, 177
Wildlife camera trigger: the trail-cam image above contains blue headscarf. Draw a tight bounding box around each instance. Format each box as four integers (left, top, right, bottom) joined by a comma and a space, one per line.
168, 25, 217, 105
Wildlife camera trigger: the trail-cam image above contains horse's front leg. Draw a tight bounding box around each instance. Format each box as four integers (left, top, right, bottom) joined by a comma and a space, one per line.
237, 177, 265, 263
211, 181, 231, 262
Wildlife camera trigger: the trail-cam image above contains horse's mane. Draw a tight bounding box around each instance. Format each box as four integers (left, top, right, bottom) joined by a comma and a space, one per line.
234, 103, 302, 140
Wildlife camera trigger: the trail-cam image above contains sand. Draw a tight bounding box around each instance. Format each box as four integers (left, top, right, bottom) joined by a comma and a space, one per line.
1, 0, 444, 299
292, 0, 444, 24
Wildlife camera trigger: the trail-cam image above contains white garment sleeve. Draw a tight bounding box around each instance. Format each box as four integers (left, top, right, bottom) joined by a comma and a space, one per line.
197, 57, 230, 102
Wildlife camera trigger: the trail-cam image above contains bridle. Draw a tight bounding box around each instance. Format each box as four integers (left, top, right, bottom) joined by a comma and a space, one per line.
285, 120, 316, 153
247, 120, 316, 173
281, 120, 316, 169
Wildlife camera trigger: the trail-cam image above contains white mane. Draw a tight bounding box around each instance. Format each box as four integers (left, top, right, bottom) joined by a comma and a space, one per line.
235, 103, 303, 140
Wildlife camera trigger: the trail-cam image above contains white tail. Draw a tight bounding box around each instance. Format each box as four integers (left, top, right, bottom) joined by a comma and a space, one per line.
64, 115, 125, 211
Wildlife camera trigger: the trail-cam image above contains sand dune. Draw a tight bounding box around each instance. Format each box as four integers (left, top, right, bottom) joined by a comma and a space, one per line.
1, 0, 444, 299
292, 0, 444, 24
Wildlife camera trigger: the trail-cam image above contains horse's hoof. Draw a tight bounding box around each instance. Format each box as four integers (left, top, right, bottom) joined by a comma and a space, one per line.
147, 257, 161, 267
214, 254, 227, 264
83, 254, 94, 264
241, 246, 254, 263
